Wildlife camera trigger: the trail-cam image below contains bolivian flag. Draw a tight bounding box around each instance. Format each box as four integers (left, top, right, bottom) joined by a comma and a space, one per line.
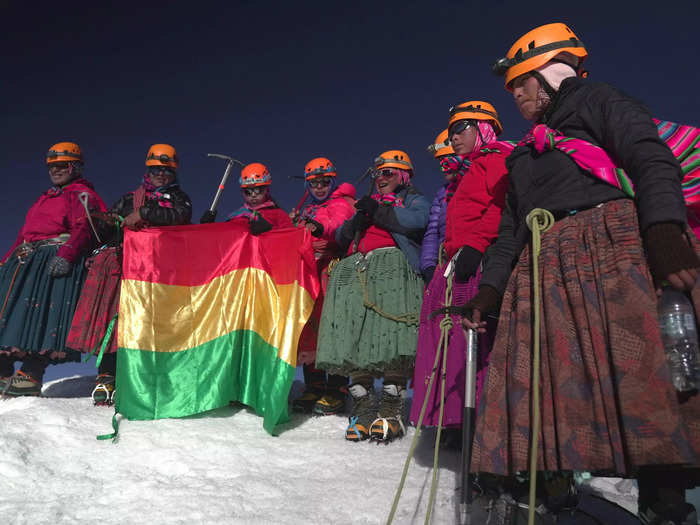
115, 222, 319, 435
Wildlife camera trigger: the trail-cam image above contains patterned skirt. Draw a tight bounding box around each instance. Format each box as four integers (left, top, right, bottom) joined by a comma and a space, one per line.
470, 199, 700, 476
0, 243, 87, 362
410, 264, 494, 427
65, 247, 121, 355
315, 247, 423, 377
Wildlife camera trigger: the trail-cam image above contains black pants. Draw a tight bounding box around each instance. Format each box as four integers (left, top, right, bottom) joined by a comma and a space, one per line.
0, 353, 48, 382
303, 364, 347, 391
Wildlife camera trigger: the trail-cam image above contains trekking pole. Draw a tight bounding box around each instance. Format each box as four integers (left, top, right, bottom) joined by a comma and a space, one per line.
460, 327, 478, 524
200, 154, 245, 223
351, 167, 376, 254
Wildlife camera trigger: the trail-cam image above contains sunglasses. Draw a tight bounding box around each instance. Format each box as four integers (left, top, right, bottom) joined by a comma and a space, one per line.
149, 166, 176, 177
49, 162, 71, 171
243, 187, 266, 196
374, 169, 396, 179
448, 120, 474, 139
308, 177, 332, 188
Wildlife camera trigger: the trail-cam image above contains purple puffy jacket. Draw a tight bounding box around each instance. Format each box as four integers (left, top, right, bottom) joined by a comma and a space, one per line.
419, 184, 447, 273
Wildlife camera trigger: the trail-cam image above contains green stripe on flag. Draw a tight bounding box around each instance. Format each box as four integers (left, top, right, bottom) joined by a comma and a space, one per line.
115, 330, 295, 435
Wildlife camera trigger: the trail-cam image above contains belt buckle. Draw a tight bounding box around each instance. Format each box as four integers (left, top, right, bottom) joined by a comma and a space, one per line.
15, 243, 34, 263
355, 254, 368, 272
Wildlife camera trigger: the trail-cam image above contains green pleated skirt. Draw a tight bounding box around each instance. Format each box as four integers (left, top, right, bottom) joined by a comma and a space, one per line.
0, 243, 86, 362
315, 247, 423, 376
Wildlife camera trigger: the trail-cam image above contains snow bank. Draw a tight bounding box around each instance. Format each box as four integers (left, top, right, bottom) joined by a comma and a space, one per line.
0, 376, 460, 524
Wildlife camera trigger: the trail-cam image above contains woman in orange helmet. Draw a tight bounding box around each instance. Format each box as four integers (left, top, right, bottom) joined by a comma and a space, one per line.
0, 143, 107, 396
292, 157, 356, 416
65, 144, 192, 405
411, 105, 514, 440
461, 23, 700, 522
226, 163, 292, 233
315, 150, 430, 443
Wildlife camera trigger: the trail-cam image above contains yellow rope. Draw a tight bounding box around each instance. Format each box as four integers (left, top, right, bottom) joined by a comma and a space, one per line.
386, 267, 454, 524
357, 262, 420, 326
524, 208, 554, 525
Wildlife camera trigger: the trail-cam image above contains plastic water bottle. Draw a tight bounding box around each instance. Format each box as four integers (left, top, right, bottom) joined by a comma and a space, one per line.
657, 288, 700, 391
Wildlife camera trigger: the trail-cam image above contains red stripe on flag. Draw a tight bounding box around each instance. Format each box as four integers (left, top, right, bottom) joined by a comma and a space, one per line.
121, 222, 319, 298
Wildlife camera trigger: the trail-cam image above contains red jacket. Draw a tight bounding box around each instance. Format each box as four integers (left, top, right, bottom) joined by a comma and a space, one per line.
444, 151, 509, 259
301, 183, 356, 257
2, 178, 107, 263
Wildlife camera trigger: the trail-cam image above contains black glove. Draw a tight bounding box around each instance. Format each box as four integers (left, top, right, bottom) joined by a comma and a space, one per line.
429, 285, 501, 321
644, 222, 700, 287
249, 216, 273, 236
454, 246, 483, 283
422, 266, 436, 283
355, 196, 379, 217
200, 210, 217, 224
47, 255, 73, 277
306, 218, 324, 238
350, 212, 372, 233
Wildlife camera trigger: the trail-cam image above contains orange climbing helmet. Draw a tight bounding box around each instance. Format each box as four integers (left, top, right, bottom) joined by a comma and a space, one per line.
374, 150, 413, 172
448, 101, 503, 136
304, 157, 337, 180
239, 162, 272, 187
146, 144, 178, 168
46, 142, 82, 164
493, 22, 588, 90
427, 130, 454, 158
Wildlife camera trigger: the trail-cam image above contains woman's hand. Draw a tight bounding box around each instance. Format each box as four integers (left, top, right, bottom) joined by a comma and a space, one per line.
123, 210, 145, 230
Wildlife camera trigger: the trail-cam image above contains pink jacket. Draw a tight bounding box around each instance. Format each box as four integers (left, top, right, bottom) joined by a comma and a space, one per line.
301, 183, 356, 257
2, 178, 107, 263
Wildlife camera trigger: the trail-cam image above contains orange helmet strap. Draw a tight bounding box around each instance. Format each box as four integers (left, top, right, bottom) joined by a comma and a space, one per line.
493, 37, 585, 76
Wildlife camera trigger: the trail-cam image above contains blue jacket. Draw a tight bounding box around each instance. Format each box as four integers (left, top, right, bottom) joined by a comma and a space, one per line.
336, 186, 430, 274
419, 184, 447, 272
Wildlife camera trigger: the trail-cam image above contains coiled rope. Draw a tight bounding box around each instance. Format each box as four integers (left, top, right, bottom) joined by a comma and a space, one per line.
524, 208, 554, 525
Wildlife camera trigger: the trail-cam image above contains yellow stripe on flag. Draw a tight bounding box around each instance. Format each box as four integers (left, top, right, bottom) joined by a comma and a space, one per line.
118, 267, 314, 366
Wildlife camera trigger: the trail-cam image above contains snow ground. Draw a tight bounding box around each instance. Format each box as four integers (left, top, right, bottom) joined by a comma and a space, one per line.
0, 376, 461, 525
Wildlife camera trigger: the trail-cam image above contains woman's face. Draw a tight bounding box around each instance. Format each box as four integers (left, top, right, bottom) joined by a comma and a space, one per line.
148, 166, 176, 188
242, 185, 268, 206
308, 177, 332, 200
448, 121, 478, 156
48, 162, 75, 186
512, 73, 544, 121
374, 169, 401, 195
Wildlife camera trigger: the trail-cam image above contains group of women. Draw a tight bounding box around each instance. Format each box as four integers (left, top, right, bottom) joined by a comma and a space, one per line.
1, 21, 698, 524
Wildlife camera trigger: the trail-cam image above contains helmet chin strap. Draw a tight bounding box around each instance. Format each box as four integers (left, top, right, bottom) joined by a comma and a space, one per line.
530, 70, 556, 100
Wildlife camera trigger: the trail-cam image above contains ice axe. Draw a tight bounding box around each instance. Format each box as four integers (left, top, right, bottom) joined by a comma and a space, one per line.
460, 327, 478, 524
200, 153, 245, 223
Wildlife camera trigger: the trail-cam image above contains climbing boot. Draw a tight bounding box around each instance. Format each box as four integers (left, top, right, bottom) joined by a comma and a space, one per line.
345, 384, 377, 441
292, 382, 324, 413
2, 371, 42, 397
92, 374, 116, 406
370, 383, 406, 443
313, 388, 346, 416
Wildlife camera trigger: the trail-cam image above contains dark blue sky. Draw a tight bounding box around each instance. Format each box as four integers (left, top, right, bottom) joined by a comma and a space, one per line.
2, 1, 698, 379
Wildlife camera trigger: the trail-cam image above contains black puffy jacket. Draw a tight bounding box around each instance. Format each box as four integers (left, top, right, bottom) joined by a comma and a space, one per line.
480, 77, 686, 294
112, 183, 192, 227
